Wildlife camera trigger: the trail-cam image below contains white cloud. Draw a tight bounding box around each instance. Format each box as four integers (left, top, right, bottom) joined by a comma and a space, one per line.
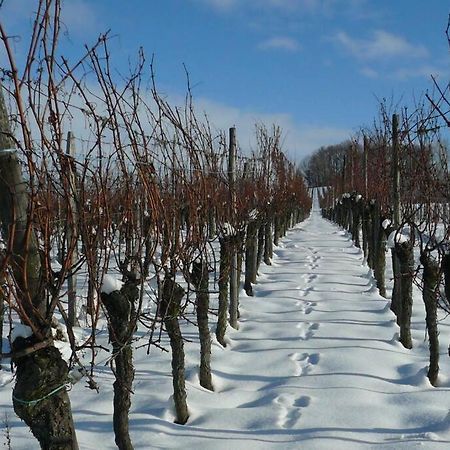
360, 67, 378, 78
138, 91, 349, 159
392, 64, 446, 81
191, 97, 350, 159
195, 0, 240, 11
196, 0, 368, 16
263, 0, 320, 12
336, 30, 429, 61
258, 37, 301, 52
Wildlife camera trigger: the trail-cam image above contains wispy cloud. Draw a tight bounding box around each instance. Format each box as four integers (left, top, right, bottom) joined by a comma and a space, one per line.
195, 0, 238, 12
191, 97, 350, 158
60, 88, 346, 159
360, 67, 378, 79
258, 36, 301, 52
335, 30, 429, 61
392, 64, 447, 81
195, 0, 368, 17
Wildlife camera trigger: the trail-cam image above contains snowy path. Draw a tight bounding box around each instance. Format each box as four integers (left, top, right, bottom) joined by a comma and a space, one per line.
3, 197, 450, 449
123, 197, 450, 449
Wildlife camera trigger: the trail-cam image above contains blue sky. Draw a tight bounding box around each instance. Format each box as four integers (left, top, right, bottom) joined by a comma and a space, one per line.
1, 0, 449, 160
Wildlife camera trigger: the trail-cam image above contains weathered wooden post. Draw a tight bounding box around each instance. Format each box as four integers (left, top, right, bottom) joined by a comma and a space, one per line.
361, 135, 369, 259
392, 114, 401, 227
65, 131, 78, 329
391, 113, 402, 321
228, 127, 239, 329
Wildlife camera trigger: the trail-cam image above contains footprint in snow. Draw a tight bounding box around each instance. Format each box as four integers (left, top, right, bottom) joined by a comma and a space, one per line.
301, 273, 317, 285
274, 394, 311, 429
296, 321, 319, 340
296, 286, 313, 298
295, 300, 317, 314
290, 352, 320, 376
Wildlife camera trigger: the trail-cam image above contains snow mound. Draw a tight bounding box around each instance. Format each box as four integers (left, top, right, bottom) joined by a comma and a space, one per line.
101, 274, 124, 294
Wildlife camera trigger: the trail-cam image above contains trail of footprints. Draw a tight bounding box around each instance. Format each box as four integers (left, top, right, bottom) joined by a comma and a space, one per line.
274, 248, 321, 429
274, 393, 312, 429
267, 247, 320, 429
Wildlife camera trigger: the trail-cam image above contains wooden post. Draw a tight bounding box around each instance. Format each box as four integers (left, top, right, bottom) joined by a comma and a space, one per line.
363, 135, 368, 199
391, 113, 402, 323
350, 143, 355, 192
362, 135, 369, 259
228, 127, 239, 330
392, 114, 401, 227
341, 155, 347, 193
66, 131, 78, 328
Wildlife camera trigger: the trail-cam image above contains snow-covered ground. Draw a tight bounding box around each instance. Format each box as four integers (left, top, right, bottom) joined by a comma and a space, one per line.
2, 195, 450, 449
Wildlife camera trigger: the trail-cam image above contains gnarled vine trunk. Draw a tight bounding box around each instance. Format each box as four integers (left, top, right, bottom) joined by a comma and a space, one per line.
256, 222, 265, 272
420, 252, 440, 386
244, 220, 258, 296
216, 237, 231, 347
101, 281, 138, 450
12, 340, 78, 450
396, 241, 414, 349
263, 220, 273, 265
191, 260, 213, 391
1, 90, 78, 449
161, 275, 189, 425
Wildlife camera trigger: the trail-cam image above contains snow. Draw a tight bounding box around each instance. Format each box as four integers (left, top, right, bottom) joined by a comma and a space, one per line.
382, 218, 392, 229
387, 226, 411, 248
51, 319, 73, 362
10, 324, 33, 342
101, 274, 124, 294
2, 193, 450, 448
